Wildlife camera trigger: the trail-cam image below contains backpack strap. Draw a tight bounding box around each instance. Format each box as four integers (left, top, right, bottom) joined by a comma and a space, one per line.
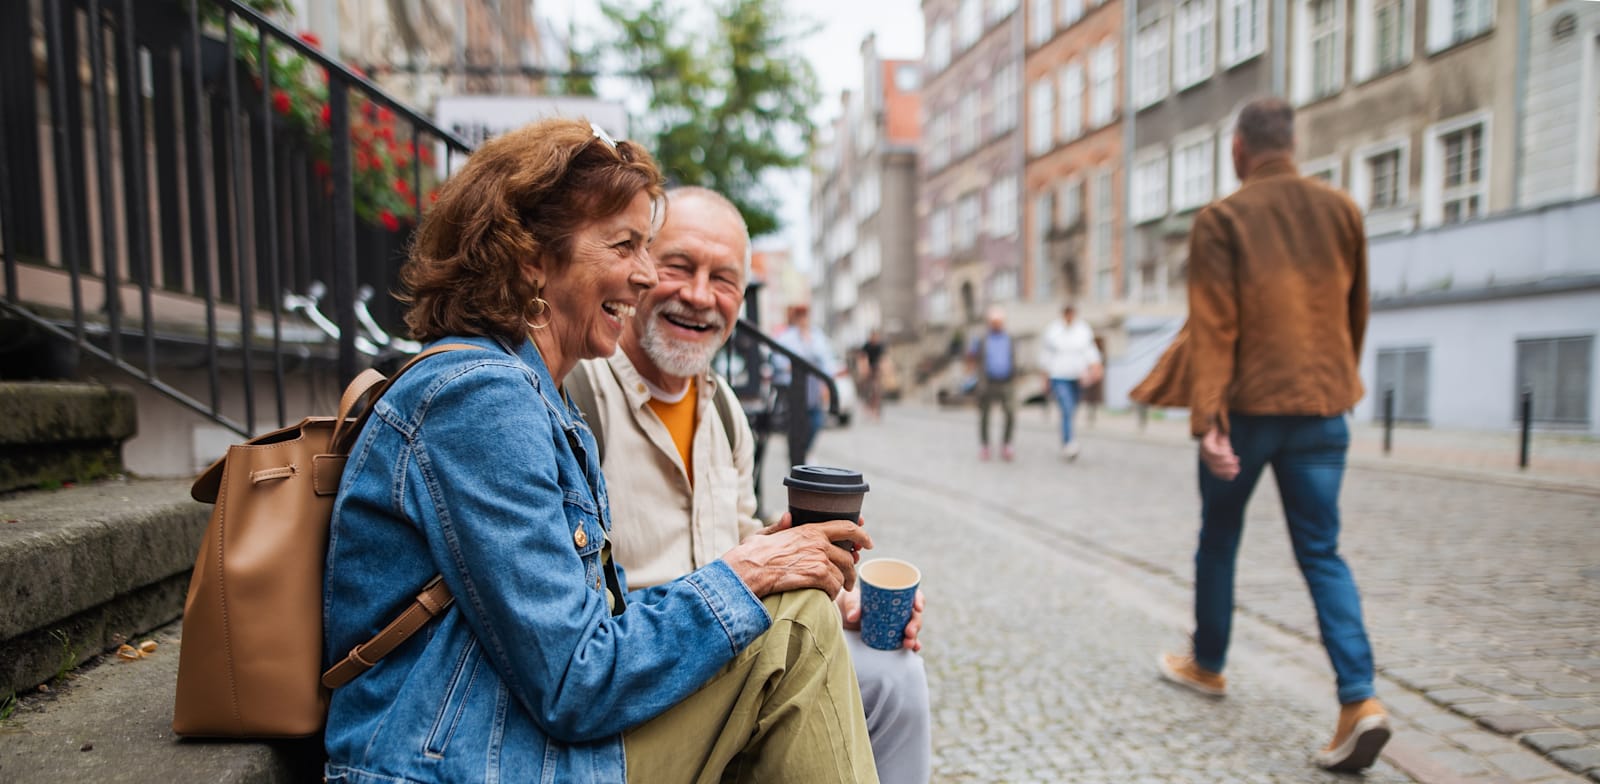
320, 343, 483, 690
322, 575, 456, 689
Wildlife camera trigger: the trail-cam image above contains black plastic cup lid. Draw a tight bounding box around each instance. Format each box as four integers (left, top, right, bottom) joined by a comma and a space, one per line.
783, 465, 869, 494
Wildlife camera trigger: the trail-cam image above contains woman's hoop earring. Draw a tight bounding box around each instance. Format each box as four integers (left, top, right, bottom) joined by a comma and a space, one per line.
525, 296, 553, 331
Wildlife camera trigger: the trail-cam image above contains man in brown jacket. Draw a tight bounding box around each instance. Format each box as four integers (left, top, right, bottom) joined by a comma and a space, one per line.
1132, 97, 1389, 772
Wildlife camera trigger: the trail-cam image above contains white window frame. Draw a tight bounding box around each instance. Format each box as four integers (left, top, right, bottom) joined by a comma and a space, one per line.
1221, 0, 1266, 67
1293, 0, 1345, 104
1422, 111, 1491, 227
1132, 148, 1171, 224
1060, 0, 1085, 28
1091, 169, 1117, 301
955, 192, 982, 251
989, 176, 1020, 238
1135, 16, 1171, 109
1058, 61, 1085, 141
928, 20, 953, 74
1089, 41, 1119, 128
1302, 154, 1344, 187
1030, 78, 1056, 156
1172, 130, 1216, 210
958, 91, 980, 155
1032, 192, 1054, 299
958, 0, 983, 50
994, 63, 1020, 135
1426, 0, 1492, 53
1349, 137, 1410, 212
1031, 0, 1054, 46
1173, 0, 1216, 90
1354, 0, 1412, 81
1058, 176, 1084, 228
929, 205, 951, 257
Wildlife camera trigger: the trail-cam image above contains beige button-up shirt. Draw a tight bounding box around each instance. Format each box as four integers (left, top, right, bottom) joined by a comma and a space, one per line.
568, 350, 761, 590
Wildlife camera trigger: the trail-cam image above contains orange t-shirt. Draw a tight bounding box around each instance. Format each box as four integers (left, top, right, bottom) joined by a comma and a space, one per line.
646, 383, 699, 484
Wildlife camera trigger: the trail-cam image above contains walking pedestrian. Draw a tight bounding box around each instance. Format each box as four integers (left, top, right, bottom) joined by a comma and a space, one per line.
968, 307, 1017, 461
1037, 303, 1102, 461
1131, 96, 1389, 772
860, 329, 887, 420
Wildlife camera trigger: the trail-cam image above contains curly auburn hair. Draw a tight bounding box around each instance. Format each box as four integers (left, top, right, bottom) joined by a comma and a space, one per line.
400, 118, 664, 343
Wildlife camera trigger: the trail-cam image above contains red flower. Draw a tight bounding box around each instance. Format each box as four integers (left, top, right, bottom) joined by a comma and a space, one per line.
394, 177, 411, 195
376, 107, 394, 124
320, 103, 331, 125
428, 190, 439, 204
419, 145, 435, 166
298, 31, 322, 48
403, 193, 418, 208
379, 210, 399, 232
312, 160, 331, 179
272, 90, 292, 117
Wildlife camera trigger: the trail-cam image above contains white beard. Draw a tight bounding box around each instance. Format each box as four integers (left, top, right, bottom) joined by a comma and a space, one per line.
638, 303, 728, 379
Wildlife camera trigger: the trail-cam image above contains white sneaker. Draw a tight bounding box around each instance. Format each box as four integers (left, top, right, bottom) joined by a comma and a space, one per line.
1061, 442, 1080, 461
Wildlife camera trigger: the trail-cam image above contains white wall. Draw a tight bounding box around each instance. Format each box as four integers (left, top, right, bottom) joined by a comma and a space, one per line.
1356, 289, 1600, 433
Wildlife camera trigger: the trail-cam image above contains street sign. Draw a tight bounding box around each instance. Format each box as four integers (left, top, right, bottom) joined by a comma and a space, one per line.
432, 95, 629, 172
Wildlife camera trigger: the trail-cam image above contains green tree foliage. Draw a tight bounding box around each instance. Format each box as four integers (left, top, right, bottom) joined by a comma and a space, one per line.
597, 0, 819, 238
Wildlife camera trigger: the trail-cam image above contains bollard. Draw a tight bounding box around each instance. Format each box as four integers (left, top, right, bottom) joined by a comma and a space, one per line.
1382, 388, 1394, 456
1519, 387, 1533, 470
1138, 404, 1147, 432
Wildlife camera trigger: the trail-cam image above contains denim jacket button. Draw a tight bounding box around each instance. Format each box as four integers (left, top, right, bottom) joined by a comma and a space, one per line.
574, 528, 588, 548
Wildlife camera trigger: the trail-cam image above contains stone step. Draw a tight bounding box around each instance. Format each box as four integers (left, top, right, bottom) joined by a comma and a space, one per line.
0, 478, 206, 697
0, 383, 137, 493
0, 620, 320, 783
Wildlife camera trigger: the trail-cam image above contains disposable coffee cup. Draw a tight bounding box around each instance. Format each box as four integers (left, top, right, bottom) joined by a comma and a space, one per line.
783, 465, 869, 551
858, 558, 921, 651
783, 464, 869, 525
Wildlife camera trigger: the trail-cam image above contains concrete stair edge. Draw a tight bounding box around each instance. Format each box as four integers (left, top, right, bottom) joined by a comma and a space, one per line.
0, 621, 321, 784
0, 382, 138, 494
0, 478, 208, 696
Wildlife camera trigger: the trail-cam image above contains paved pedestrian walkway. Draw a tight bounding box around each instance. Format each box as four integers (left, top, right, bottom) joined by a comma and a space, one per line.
767, 403, 1596, 782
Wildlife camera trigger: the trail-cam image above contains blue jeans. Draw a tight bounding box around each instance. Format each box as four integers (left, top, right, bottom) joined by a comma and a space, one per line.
1192, 414, 1376, 704
1050, 378, 1081, 444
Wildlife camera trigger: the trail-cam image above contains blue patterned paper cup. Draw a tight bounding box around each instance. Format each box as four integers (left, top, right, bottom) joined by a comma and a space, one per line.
858, 558, 921, 651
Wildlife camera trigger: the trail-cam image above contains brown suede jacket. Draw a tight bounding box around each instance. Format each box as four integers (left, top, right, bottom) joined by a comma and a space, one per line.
1130, 156, 1369, 436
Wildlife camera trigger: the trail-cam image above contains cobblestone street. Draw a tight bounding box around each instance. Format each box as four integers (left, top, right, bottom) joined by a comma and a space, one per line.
763, 403, 1599, 783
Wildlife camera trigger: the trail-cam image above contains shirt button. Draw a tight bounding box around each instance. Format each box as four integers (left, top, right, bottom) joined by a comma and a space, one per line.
574, 528, 588, 548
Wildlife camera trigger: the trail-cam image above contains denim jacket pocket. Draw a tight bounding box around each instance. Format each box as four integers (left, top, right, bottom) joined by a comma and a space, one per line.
424, 638, 484, 758
563, 492, 605, 587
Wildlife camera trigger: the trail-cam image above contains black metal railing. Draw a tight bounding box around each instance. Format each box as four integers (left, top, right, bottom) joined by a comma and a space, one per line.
0, 0, 471, 437
719, 319, 840, 506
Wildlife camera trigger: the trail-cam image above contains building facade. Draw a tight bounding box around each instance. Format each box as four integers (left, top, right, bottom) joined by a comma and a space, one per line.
1022, 0, 1128, 339
1126, 0, 1280, 315
918, 0, 1027, 356
808, 36, 924, 354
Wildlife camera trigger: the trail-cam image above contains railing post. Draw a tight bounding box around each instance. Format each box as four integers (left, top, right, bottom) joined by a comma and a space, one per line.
88, 0, 125, 361
1383, 387, 1395, 456
328, 81, 359, 383
45, 0, 87, 347
1519, 387, 1533, 470
785, 374, 809, 469
117, 0, 156, 377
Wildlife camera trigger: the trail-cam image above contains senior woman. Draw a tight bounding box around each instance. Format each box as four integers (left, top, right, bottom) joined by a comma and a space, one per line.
322, 118, 878, 783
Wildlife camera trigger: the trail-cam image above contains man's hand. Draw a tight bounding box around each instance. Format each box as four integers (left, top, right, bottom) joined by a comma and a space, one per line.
838, 587, 925, 653
723, 518, 872, 599
1200, 427, 1240, 480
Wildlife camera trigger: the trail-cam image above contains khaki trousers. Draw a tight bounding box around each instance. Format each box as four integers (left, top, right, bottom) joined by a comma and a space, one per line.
623, 589, 880, 783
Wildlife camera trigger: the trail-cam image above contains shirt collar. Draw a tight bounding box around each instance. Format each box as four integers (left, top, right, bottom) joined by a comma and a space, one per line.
606, 347, 711, 410
1245, 155, 1298, 183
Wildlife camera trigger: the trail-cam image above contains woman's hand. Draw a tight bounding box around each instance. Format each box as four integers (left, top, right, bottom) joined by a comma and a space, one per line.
723, 518, 872, 599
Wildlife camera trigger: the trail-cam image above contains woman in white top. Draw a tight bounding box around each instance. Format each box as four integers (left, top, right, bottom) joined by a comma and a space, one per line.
1037, 303, 1102, 460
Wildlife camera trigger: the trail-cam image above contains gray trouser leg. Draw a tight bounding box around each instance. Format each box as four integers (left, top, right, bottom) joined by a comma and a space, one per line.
846, 631, 932, 784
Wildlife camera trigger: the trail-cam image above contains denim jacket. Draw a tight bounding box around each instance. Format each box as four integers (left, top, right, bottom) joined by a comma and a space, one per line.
323, 335, 772, 783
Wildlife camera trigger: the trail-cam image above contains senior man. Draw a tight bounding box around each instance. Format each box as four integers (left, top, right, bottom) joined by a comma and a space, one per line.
567, 187, 933, 783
